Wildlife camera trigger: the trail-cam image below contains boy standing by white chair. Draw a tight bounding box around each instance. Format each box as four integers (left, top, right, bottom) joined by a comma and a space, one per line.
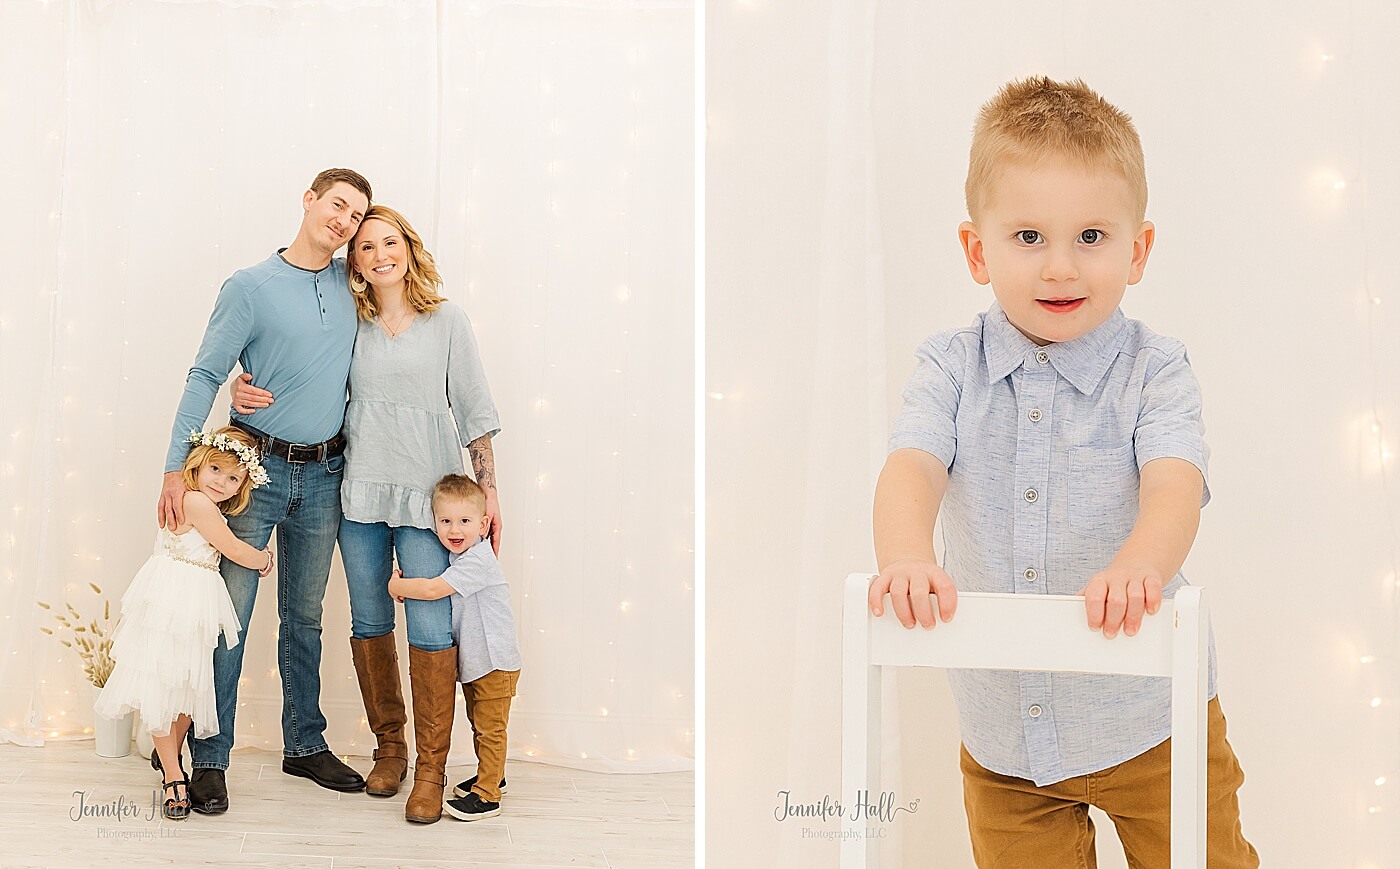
867, 77, 1258, 866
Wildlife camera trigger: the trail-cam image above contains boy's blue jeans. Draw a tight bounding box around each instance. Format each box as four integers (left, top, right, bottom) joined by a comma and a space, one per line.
189, 451, 344, 770
338, 519, 454, 651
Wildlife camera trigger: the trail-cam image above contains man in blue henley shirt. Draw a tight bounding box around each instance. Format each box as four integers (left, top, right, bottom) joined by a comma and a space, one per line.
158, 169, 373, 813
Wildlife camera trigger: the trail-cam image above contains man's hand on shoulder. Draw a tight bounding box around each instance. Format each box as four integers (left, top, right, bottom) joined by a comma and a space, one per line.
158, 471, 187, 529
1078, 561, 1163, 639
868, 558, 959, 630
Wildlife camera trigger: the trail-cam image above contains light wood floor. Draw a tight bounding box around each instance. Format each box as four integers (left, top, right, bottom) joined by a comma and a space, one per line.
0, 742, 693, 868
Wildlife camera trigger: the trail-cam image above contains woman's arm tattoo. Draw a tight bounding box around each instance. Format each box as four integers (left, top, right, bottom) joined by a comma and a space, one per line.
468, 434, 496, 491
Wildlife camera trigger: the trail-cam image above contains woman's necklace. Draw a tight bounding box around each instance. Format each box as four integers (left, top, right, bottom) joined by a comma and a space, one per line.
380, 307, 414, 339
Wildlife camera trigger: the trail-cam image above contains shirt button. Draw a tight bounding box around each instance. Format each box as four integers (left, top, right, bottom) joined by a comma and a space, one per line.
1028, 704, 1043, 718
1023, 488, 1038, 503
1024, 568, 1037, 582
1028, 408, 1042, 422
322, 308, 327, 313
1035, 350, 1049, 364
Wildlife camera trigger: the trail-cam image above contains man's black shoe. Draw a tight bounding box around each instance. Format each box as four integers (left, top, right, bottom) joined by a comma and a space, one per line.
187, 768, 229, 815
282, 751, 367, 792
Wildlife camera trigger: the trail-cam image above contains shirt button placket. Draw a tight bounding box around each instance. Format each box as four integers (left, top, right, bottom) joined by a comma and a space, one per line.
1017, 354, 1058, 782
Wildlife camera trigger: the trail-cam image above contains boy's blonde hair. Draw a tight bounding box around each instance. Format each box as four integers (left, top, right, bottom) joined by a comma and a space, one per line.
966, 77, 1147, 222
180, 426, 259, 516
432, 474, 486, 514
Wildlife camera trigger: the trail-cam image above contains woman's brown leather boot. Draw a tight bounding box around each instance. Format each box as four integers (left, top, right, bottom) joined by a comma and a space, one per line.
349, 633, 409, 796
404, 644, 458, 823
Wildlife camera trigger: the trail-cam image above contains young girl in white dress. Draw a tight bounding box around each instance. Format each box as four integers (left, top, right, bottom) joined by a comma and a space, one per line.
95, 426, 275, 820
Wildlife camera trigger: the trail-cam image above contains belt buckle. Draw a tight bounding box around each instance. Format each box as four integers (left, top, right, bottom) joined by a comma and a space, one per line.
287, 441, 325, 464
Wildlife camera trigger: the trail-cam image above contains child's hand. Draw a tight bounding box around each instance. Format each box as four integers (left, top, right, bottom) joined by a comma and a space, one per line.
387, 568, 408, 603
1078, 562, 1163, 639
868, 559, 958, 629
258, 548, 275, 577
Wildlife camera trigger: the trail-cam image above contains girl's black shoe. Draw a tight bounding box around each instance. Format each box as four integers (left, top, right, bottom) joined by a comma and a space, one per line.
161, 779, 191, 821
151, 748, 188, 779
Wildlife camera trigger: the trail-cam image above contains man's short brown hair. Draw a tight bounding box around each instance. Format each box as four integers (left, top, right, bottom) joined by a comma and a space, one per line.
310, 168, 373, 206
965, 77, 1147, 222
432, 474, 486, 513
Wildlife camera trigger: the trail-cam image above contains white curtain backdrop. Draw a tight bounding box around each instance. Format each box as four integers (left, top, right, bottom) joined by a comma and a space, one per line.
709, 1, 1400, 866
1, 0, 694, 774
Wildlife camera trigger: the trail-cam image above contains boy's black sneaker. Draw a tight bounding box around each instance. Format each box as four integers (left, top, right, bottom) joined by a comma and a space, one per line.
451, 775, 507, 799
444, 791, 501, 821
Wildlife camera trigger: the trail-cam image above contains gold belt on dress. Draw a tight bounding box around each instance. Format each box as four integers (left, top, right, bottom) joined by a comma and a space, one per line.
166, 552, 220, 572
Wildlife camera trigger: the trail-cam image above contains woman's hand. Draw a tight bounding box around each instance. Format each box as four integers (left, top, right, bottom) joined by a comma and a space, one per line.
484, 488, 503, 555
231, 372, 274, 414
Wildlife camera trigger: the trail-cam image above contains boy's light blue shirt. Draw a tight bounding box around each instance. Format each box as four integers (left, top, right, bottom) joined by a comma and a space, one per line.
441, 538, 523, 685
164, 251, 357, 471
890, 302, 1216, 786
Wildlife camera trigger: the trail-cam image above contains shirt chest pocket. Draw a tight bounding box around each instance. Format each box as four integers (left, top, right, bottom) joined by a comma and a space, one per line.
1067, 444, 1140, 542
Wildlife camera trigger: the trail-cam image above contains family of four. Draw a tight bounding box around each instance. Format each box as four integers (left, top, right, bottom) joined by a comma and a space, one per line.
95, 169, 521, 825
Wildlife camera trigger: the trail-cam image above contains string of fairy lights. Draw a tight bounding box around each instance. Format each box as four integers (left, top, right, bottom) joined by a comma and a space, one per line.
8, 2, 694, 772
1334, 12, 1400, 861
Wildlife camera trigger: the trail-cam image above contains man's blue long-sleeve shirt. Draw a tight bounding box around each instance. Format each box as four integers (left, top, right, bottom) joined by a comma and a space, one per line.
165, 250, 357, 471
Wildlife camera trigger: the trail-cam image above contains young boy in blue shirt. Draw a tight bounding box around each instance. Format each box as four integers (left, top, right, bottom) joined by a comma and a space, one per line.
868, 77, 1258, 866
390, 474, 522, 822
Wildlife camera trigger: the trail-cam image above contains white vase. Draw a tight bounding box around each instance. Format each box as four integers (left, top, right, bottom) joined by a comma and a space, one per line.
135, 725, 154, 761
91, 685, 133, 758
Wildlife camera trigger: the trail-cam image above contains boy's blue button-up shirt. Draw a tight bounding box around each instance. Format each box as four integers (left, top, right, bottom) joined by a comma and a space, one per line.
889, 303, 1216, 786
165, 251, 357, 471
443, 538, 523, 685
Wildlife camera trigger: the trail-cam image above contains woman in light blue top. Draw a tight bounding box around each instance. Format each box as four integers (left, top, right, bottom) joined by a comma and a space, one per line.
233, 205, 500, 824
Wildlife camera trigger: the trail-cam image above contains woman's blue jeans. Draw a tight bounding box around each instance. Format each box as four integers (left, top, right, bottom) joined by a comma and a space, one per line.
338, 518, 454, 651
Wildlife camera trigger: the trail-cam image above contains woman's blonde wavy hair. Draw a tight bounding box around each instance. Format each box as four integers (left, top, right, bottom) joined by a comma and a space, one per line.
346, 205, 447, 320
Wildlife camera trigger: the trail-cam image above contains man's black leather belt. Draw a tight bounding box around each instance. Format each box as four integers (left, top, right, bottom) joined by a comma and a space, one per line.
229, 419, 345, 464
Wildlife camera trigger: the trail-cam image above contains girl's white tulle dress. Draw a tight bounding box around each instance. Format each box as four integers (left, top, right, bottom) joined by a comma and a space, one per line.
94, 527, 242, 738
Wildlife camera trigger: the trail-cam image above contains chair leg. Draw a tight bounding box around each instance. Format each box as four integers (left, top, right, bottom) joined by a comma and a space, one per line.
843, 576, 882, 869
1170, 587, 1209, 868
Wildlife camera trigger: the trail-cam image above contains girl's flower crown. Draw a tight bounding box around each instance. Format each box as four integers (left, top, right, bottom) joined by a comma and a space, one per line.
188, 430, 270, 489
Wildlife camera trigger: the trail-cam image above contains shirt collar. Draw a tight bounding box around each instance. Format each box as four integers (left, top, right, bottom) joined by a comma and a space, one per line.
982, 302, 1129, 395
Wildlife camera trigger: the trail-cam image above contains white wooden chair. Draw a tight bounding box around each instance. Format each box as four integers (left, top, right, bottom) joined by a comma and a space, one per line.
841, 573, 1208, 868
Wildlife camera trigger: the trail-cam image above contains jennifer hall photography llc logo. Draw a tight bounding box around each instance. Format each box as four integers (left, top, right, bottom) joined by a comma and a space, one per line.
774, 789, 920, 842
69, 788, 181, 840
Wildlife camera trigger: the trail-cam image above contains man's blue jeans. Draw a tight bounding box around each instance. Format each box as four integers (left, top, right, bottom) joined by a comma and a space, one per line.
189, 450, 344, 770
338, 519, 454, 651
